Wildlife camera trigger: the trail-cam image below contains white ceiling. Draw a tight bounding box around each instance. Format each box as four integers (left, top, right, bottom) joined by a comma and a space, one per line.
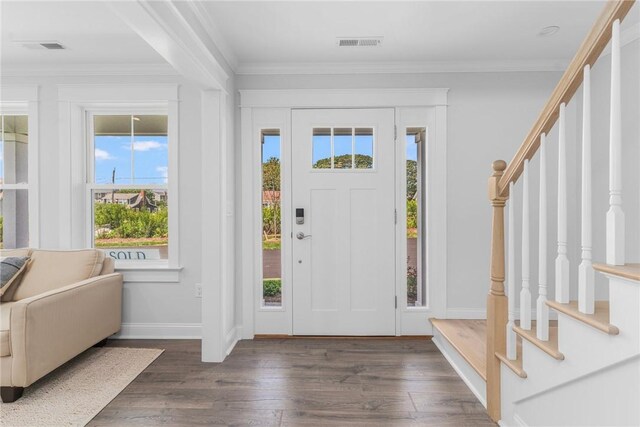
1, 1, 166, 67
1, 1, 638, 75
203, 0, 637, 73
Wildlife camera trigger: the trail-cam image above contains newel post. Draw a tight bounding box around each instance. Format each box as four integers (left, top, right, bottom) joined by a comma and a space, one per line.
487, 160, 508, 422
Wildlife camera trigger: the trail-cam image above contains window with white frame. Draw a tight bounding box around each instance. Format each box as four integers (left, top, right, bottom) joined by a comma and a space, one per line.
0, 114, 30, 249
87, 112, 170, 263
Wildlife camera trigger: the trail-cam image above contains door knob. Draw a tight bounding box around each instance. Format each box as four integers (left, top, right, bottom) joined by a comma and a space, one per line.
296, 232, 312, 240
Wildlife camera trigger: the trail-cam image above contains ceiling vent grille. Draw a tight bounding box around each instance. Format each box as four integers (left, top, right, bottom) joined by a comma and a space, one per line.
40, 42, 65, 50
20, 41, 65, 50
337, 37, 382, 47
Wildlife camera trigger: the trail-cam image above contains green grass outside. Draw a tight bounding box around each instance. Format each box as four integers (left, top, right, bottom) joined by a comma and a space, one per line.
263, 239, 281, 250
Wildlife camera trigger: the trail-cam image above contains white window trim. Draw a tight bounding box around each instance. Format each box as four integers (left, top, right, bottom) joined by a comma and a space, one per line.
58, 84, 180, 280
0, 85, 40, 248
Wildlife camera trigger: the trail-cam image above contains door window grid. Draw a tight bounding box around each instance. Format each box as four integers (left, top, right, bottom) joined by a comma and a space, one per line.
312, 127, 374, 170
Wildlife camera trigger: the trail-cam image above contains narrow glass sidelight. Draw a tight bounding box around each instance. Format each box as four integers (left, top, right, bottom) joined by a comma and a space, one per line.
261, 129, 282, 307
406, 128, 426, 307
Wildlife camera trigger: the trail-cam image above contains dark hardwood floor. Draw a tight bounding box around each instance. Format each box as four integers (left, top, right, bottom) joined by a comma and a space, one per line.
91, 338, 495, 426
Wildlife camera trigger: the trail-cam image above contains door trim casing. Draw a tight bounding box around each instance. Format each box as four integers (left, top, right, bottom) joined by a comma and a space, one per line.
239, 88, 449, 338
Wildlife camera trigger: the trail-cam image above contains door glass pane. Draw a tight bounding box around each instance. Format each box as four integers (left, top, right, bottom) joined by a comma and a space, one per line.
93, 189, 169, 261
406, 128, 426, 307
333, 128, 352, 169
312, 128, 331, 169
1, 189, 29, 249
262, 130, 282, 307
1, 115, 29, 185
354, 128, 374, 169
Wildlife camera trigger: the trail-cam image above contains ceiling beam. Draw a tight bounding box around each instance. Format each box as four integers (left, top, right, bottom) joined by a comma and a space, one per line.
109, 1, 230, 91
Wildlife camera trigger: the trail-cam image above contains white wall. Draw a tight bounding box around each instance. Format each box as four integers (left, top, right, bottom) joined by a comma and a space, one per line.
2, 74, 211, 335
235, 71, 562, 316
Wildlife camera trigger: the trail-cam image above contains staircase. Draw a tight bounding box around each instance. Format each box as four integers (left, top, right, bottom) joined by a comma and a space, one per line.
431, 1, 640, 425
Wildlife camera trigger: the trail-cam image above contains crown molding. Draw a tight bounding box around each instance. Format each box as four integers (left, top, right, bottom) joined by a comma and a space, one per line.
109, 1, 229, 91
183, 0, 239, 71
1, 63, 178, 78
236, 59, 569, 75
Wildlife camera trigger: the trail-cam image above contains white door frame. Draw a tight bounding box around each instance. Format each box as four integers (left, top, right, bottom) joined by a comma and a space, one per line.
239, 88, 449, 338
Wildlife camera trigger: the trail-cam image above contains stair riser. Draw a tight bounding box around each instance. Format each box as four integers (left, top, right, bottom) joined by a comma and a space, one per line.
608, 275, 640, 343
431, 330, 487, 408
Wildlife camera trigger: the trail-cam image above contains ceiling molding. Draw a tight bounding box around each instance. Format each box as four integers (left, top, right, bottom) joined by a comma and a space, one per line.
239, 88, 449, 109
108, 1, 229, 91
235, 59, 570, 76
182, 0, 238, 72
1, 63, 178, 78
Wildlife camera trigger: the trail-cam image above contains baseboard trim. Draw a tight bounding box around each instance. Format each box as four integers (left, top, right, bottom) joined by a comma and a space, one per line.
113, 322, 202, 339
225, 326, 241, 356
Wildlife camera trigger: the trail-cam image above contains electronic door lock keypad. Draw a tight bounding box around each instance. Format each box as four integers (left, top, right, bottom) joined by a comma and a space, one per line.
296, 208, 304, 225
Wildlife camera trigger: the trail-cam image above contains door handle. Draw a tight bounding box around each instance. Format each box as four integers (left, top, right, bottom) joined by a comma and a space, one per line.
296, 232, 312, 240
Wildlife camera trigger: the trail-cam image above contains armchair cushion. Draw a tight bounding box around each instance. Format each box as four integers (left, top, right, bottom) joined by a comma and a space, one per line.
0, 249, 32, 302
12, 250, 106, 301
0, 302, 15, 356
0, 257, 30, 297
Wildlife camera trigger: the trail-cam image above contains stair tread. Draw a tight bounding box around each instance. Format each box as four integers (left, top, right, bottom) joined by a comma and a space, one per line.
546, 300, 619, 335
430, 318, 487, 381
513, 323, 564, 361
593, 263, 640, 282
496, 337, 527, 378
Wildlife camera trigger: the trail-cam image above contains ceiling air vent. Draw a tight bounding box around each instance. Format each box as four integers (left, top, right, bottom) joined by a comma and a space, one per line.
40, 42, 65, 50
337, 37, 382, 47
20, 41, 65, 50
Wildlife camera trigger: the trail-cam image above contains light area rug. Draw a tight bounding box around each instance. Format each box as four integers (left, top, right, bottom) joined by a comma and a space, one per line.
0, 347, 163, 427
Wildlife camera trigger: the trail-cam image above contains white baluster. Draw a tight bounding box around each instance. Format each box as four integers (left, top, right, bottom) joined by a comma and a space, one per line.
607, 19, 625, 266
537, 134, 549, 340
556, 103, 570, 304
520, 160, 531, 330
507, 182, 517, 360
579, 65, 595, 314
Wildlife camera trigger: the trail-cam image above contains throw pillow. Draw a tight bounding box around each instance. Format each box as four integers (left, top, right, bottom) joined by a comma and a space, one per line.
0, 256, 31, 297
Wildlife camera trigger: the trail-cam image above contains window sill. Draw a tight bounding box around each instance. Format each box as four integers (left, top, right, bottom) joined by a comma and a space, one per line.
115, 263, 183, 283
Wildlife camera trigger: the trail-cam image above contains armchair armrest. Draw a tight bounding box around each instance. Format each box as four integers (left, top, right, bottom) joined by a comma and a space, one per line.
9, 273, 122, 387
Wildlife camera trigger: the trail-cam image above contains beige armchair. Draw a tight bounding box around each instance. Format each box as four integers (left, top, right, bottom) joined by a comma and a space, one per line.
0, 249, 122, 403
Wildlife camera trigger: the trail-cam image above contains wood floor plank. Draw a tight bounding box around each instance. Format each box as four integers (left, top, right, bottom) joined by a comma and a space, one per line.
89, 338, 495, 426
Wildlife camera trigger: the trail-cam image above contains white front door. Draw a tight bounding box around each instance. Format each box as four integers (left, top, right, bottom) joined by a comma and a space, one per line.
291, 108, 396, 335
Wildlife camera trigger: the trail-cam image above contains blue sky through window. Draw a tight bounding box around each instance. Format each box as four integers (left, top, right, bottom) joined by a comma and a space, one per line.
95, 135, 168, 184
262, 135, 280, 162
406, 134, 418, 161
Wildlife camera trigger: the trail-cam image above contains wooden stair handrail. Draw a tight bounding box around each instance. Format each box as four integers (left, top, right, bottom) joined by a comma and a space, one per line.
497, 0, 635, 197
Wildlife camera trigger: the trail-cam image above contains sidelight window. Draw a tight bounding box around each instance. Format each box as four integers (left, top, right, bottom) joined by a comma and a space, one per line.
262, 129, 282, 307
406, 128, 426, 307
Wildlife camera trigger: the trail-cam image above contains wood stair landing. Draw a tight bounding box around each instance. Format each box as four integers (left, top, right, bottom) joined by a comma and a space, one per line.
546, 300, 619, 335
593, 263, 640, 282
430, 319, 486, 381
